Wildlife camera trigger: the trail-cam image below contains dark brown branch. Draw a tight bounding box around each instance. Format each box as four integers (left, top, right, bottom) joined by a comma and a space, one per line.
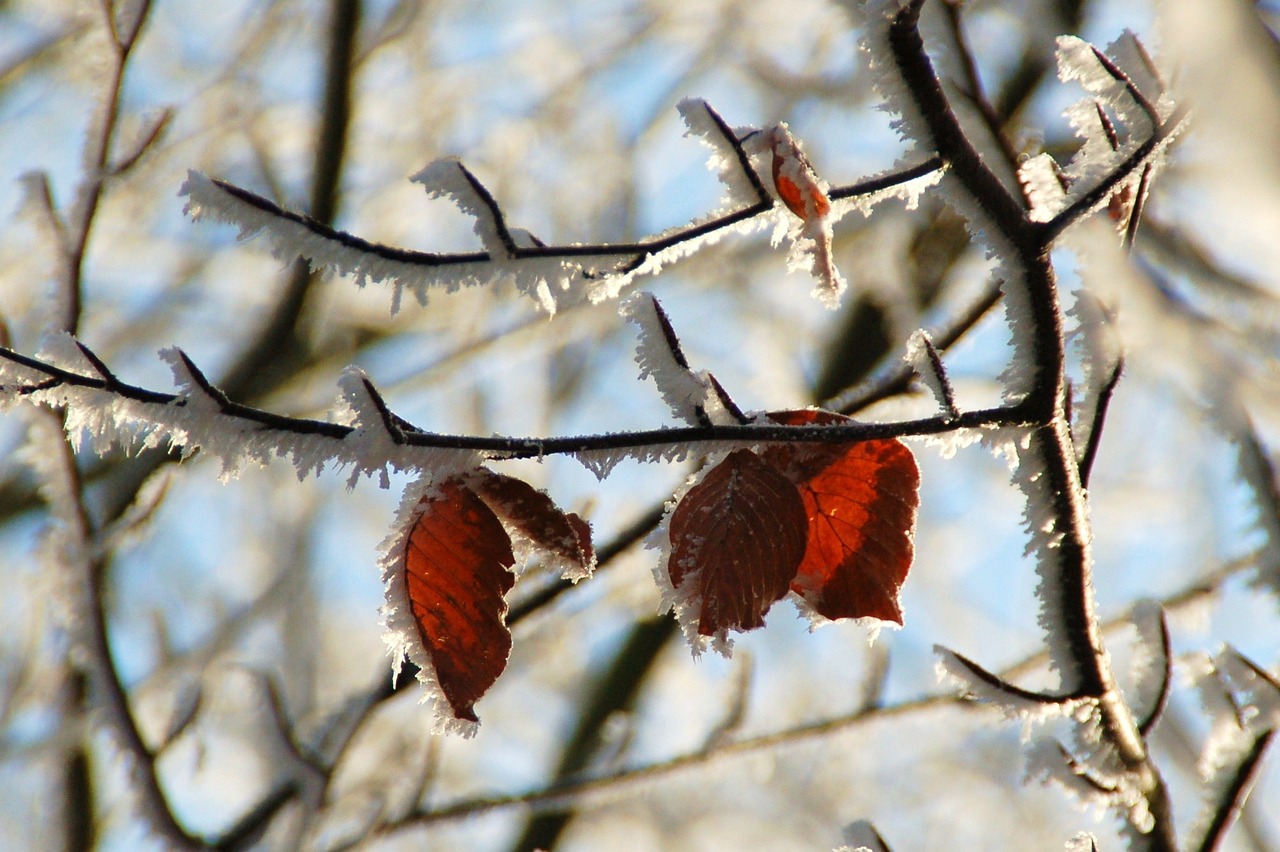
0, 341, 1035, 456
1136, 606, 1172, 737
940, 0, 1023, 180
1078, 357, 1124, 489
1192, 729, 1275, 852
945, 649, 1095, 706
201, 154, 942, 280
454, 161, 521, 256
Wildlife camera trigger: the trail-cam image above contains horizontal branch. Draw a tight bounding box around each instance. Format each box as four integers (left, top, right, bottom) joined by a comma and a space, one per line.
204, 158, 942, 265
182, 150, 942, 309
0, 344, 1033, 475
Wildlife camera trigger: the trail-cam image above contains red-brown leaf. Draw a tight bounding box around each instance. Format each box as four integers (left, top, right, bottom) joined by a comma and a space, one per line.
403, 480, 516, 722
469, 470, 595, 576
760, 410, 920, 625
668, 449, 808, 636
770, 132, 831, 221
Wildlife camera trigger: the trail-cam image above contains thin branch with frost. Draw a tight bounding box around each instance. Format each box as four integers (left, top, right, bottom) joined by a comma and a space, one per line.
0, 340, 1035, 473
858, 1, 1182, 841
1189, 729, 1274, 852
1187, 649, 1280, 852
904, 329, 958, 419
825, 278, 1003, 413
1076, 357, 1122, 488
935, 646, 1095, 720
622, 292, 747, 427
22, 411, 200, 849
180, 99, 942, 314
1129, 601, 1171, 737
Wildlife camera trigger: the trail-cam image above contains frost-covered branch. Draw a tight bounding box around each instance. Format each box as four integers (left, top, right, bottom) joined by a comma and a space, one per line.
1190, 729, 1274, 852
0, 341, 1031, 477
180, 101, 942, 314
862, 0, 1182, 842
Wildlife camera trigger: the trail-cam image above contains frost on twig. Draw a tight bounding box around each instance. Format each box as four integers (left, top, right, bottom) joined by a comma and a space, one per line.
935, 646, 1094, 736
0, 335, 483, 486
1025, 737, 1155, 835
1022, 31, 1184, 232
1127, 600, 1171, 736
903, 329, 957, 419
1186, 649, 1280, 850
181, 97, 943, 318
621, 292, 745, 427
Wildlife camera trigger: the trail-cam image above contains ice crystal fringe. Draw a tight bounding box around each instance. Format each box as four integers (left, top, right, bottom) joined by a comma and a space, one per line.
1025, 736, 1154, 833
677, 97, 763, 210
934, 647, 1093, 738
1065, 289, 1118, 456
1127, 599, 1170, 728
180, 170, 579, 316
981, 423, 1092, 687
1024, 31, 1183, 229
0, 334, 484, 486
1063, 833, 1099, 852
903, 329, 952, 416
621, 292, 741, 426
571, 438, 748, 481
1186, 649, 1280, 843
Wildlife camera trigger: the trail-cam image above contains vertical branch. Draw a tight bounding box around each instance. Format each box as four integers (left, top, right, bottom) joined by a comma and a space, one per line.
31, 416, 199, 848
882, 1, 1173, 843
41, 2, 156, 845
63, 0, 153, 335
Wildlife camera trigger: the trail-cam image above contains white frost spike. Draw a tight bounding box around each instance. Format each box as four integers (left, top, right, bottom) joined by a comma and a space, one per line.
179, 170, 575, 316
1025, 737, 1154, 833
410, 158, 513, 260
1064, 833, 1099, 852
4, 339, 486, 486
621, 292, 739, 426
1019, 153, 1068, 222
376, 475, 479, 738
1066, 290, 1119, 456
1057, 33, 1167, 135
766, 124, 846, 308
1127, 600, 1170, 729
934, 646, 1094, 739
903, 329, 954, 416
677, 97, 761, 208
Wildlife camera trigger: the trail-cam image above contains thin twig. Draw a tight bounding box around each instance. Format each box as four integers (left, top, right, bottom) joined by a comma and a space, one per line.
1192, 730, 1275, 852
1078, 357, 1124, 489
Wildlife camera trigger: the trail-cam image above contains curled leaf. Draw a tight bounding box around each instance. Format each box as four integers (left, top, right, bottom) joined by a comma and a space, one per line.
768, 125, 831, 220
469, 469, 595, 580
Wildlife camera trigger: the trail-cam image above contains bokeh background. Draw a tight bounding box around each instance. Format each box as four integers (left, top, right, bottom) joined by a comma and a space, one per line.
1, 0, 1278, 849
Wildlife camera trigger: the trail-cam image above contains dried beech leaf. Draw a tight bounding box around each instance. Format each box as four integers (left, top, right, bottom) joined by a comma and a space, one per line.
404, 480, 516, 722
669, 449, 808, 636
769, 126, 831, 220
761, 410, 920, 625
470, 470, 595, 578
